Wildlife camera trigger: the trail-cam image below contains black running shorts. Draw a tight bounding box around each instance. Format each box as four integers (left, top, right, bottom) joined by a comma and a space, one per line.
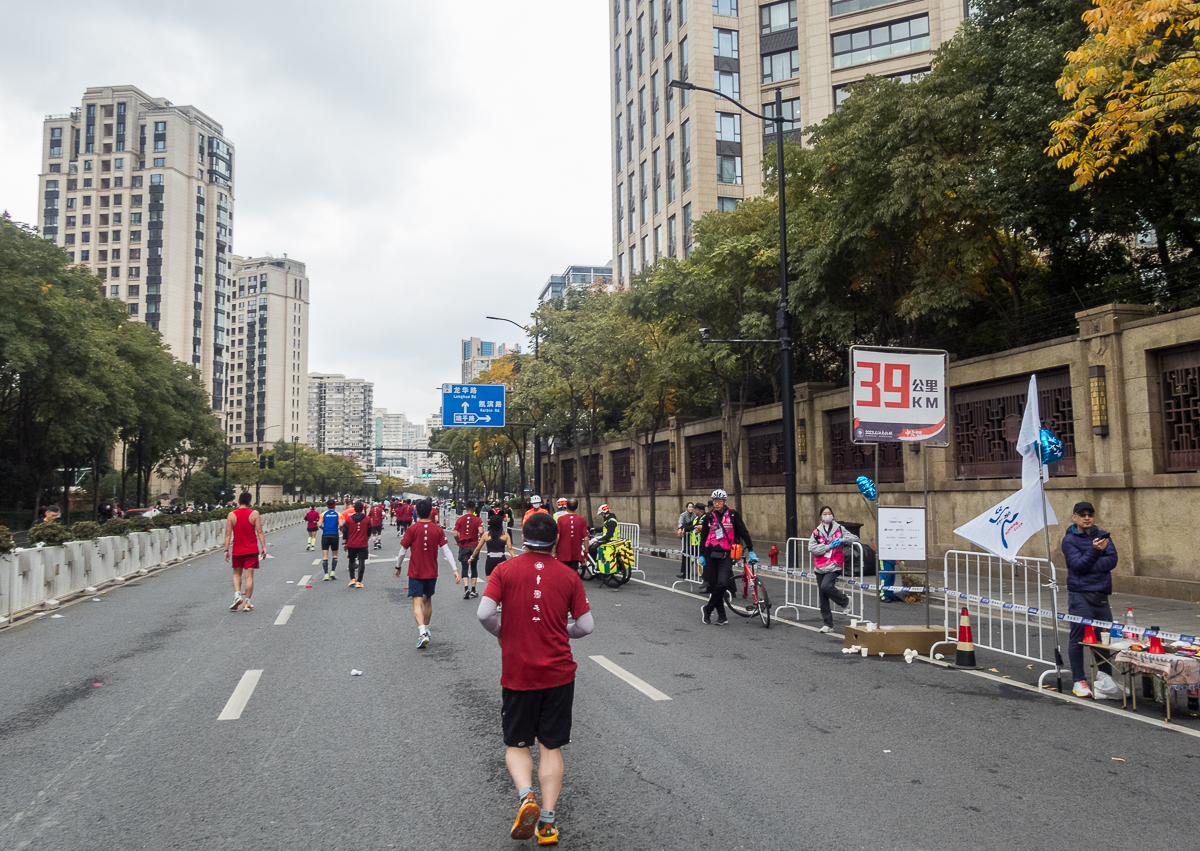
321, 534, 340, 552
501, 681, 575, 750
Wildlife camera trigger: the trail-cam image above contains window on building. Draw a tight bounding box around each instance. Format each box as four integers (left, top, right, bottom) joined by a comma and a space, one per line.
713, 0, 737, 14
681, 119, 691, 191
1161, 344, 1200, 472
679, 0, 686, 25
639, 160, 648, 224
664, 56, 675, 122
153, 157, 165, 167
617, 181, 624, 239
81, 250, 90, 261
715, 69, 741, 99
84, 160, 93, 171
637, 14, 645, 76
716, 112, 741, 142
654, 224, 662, 259
717, 155, 742, 184
763, 49, 800, 82
668, 215, 677, 257
713, 28, 738, 58
640, 235, 648, 270
833, 16, 930, 69
761, 0, 798, 33
666, 135, 676, 202
680, 37, 690, 105
717, 197, 739, 212
638, 87, 647, 149
664, 0, 673, 42
650, 0, 659, 60
834, 68, 928, 108
630, 242, 638, 274
683, 203, 693, 256
831, 0, 902, 16
652, 148, 662, 214
615, 45, 622, 99
651, 71, 661, 136
763, 97, 801, 132
150, 174, 163, 185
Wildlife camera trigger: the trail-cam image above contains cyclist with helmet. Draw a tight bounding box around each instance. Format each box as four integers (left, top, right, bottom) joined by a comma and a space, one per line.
522, 496, 549, 525
553, 497, 568, 520
696, 489, 758, 625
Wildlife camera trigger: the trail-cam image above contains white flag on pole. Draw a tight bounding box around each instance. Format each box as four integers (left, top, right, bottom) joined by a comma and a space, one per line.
955, 374, 1057, 561
953, 482, 1054, 563
1017, 375, 1047, 487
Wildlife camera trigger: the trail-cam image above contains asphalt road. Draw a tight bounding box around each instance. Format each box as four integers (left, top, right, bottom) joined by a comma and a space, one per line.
2, 521, 1199, 850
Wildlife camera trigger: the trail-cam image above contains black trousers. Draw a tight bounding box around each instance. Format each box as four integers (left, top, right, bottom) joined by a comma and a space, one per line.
703, 554, 734, 620
817, 570, 849, 627
347, 547, 368, 581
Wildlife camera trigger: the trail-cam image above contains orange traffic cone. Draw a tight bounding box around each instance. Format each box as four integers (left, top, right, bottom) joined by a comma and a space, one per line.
955, 607, 977, 668
1083, 624, 1097, 644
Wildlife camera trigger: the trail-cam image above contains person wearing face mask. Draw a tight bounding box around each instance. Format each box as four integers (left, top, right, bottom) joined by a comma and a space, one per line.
808, 506, 859, 634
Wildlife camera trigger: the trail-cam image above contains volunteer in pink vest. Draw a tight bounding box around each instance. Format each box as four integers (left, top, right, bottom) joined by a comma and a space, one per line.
808, 505, 859, 633
695, 489, 757, 626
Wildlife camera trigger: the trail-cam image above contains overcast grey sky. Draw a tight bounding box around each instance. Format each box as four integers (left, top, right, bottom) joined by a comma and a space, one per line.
0, 0, 612, 423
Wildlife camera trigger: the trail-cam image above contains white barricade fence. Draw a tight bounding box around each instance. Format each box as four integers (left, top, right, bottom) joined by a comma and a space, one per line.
774, 539, 867, 622
0, 509, 307, 624
616, 522, 644, 578
932, 550, 1061, 672
670, 537, 703, 591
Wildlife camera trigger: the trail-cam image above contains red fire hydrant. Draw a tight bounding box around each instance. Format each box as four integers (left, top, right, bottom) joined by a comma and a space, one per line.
768, 545, 779, 567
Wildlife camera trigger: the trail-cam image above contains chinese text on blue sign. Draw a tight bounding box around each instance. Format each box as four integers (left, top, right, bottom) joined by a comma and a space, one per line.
441, 384, 506, 428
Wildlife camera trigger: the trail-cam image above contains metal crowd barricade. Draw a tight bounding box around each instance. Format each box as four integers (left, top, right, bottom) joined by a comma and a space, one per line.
932, 550, 1059, 673
671, 537, 703, 592
774, 539, 867, 623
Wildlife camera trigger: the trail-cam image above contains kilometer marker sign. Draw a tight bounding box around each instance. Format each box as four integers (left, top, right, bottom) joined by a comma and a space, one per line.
849, 346, 948, 445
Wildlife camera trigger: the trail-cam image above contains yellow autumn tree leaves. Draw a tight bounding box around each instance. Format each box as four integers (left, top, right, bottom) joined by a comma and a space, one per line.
1049, 0, 1200, 186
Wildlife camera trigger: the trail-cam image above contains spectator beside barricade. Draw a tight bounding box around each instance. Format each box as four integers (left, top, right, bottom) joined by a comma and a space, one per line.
1062, 500, 1118, 698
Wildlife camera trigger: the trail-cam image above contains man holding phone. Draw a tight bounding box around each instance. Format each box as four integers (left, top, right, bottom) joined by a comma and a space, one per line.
1061, 501, 1119, 698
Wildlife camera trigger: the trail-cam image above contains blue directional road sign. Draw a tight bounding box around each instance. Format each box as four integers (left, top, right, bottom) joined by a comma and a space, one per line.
441, 383, 506, 428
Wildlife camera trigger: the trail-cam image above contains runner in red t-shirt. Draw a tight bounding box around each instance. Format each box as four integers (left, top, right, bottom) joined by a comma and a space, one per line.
453, 501, 484, 599
223, 492, 266, 612
555, 498, 589, 578
304, 505, 320, 551
368, 501, 385, 550
342, 501, 372, 588
396, 498, 461, 649
397, 499, 415, 536
476, 512, 593, 844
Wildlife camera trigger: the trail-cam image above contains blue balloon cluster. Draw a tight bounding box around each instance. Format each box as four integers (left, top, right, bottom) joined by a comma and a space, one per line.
856, 475, 877, 501
1039, 429, 1065, 465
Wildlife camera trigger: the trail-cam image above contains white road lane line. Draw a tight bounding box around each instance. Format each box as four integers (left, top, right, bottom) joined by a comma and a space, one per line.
274, 605, 295, 626
589, 655, 672, 701
218, 669, 263, 720
298, 574, 311, 586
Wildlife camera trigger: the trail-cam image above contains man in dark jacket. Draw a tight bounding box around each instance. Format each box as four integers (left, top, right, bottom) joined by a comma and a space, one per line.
1061, 501, 1118, 698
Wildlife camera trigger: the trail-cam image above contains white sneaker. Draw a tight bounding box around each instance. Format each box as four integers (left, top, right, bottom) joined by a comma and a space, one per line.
229, 595, 244, 611
839, 605, 854, 616
819, 625, 833, 634
1073, 680, 1093, 698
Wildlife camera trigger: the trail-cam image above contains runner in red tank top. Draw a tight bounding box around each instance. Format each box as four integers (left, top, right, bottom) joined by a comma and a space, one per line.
223, 492, 266, 611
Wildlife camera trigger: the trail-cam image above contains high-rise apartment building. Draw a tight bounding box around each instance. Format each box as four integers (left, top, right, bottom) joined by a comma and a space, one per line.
307, 374, 374, 467
373, 408, 427, 473
38, 85, 236, 409
538, 263, 614, 304
225, 255, 310, 449
609, 1, 965, 285
461, 338, 520, 382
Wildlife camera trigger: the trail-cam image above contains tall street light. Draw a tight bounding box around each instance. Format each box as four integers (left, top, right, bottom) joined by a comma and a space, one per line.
669, 80, 798, 541
486, 315, 541, 498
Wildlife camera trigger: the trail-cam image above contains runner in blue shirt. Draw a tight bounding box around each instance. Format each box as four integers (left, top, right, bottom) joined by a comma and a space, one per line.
320, 499, 341, 580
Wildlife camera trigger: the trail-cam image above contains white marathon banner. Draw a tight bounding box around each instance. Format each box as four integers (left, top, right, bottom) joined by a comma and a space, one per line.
850, 347, 948, 443
953, 483, 1054, 564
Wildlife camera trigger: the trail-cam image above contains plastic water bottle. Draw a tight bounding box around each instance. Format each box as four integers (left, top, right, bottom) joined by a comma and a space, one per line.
1123, 606, 1137, 641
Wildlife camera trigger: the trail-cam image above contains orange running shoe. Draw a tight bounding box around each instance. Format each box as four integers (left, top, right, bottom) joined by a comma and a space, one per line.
510, 793, 540, 840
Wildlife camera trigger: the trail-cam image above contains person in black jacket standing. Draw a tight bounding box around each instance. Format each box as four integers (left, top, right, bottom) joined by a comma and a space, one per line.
1061, 501, 1118, 698
696, 489, 757, 625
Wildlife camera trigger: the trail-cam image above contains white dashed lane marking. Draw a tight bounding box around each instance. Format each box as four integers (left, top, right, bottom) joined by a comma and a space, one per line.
274, 605, 295, 625
589, 655, 672, 701
218, 670, 263, 720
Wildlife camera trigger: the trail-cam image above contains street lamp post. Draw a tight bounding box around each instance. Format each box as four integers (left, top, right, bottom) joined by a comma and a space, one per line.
486, 315, 541, 497
669, 81, 798, 541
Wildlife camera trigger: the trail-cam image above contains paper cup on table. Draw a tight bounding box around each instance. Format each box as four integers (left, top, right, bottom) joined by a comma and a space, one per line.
864, 622, 876, 632
860, 647, 869, 657
849, 619, 859, 628
1100, 631, 1110, 646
